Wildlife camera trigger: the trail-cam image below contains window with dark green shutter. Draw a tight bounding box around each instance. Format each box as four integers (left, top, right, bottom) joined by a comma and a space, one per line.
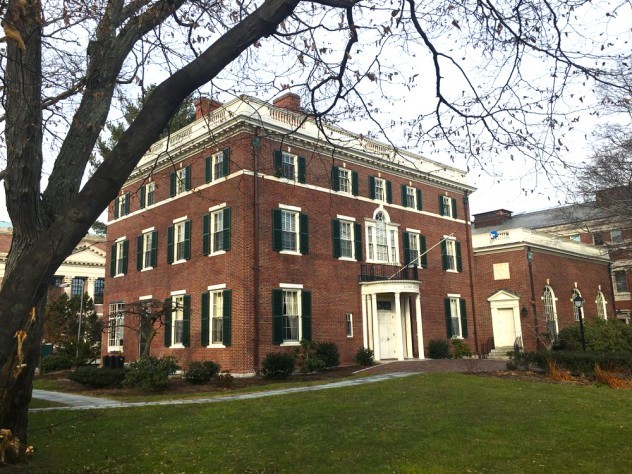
459, 299, 468, 338
272, 289, 284, 344
136, 235, 143, 271
110, 243, 117, 277
273, 208, 305, 254
444, 297, 467, 338
222, 289, 232, 346
140, 185, 146, 209
332, 220, 341, 258
202, 214, 211, 255
272, 288, 309, 344
167, 225, 174, 264
222, 148, 230, 177
419, 235, 427, 268
301, 291, 312, 341
170, 173, 176, 197
368, 176, 376, 199
205, 156, 212, 183
113, 197, 120, 219
299, 213, 309, 255
297, 156, 306, 183
455, 241, 462, 272
354, 222, 362, 261
182, 295, 191, 346
184, 165, 192, 191
183, 220, 191, 260
201, 292, 210, 346
351, 171, 359, 196
164, 297, 172, 347
331, 166, 340, 191
385, 180, 392, 203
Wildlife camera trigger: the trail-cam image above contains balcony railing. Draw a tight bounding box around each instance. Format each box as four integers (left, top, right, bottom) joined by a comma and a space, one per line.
359, 263, 419, 282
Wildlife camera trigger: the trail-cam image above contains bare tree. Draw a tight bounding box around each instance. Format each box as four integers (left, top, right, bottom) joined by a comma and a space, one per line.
113, 299, 172, 358
0, 0, 629, 463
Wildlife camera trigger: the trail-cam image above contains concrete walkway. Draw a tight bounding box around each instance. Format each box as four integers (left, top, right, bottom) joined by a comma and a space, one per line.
31, 358, 508, 412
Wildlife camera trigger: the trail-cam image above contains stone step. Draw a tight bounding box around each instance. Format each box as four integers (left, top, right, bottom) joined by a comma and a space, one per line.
487, 347, 514, 360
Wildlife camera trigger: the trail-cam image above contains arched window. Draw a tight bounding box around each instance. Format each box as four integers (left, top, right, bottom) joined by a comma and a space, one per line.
572, 288, 582, 321
595, 291, 607, 320
542, 285, 558, 338
366, 208, 399, 264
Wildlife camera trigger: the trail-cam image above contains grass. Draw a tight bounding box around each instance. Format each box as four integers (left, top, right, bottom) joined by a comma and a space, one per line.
22, 373, 632, 473
28, 399, 67, 409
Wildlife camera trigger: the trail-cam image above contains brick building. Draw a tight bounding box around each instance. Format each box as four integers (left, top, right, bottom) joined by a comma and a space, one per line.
104, 93, 478, 374
472, 209, 614, 354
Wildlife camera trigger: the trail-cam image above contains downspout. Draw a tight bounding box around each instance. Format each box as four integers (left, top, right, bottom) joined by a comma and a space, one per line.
252, 129, 261, 373
463, 192, 479, 354
607, 262, 617, 318
526, 246, 540, 350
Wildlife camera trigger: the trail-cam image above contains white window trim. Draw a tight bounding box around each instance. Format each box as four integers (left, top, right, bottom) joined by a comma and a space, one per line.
141, 230, 154, 271
280, 283, 304, 289
338, 219, 356, 261
212, 151, 225, 181
142, 226, 155, 233
139, 295, 153, 301
279, 207, 301, 255
406, 228, 421, 234
210, 207, 228, 256
207, 289, 227, 348
365, 212, 400, 265
442, 195, 453, 217
173, 215, 188, 224
208, 283, 227, 291
444, 238, 458, 273
405, 186, 416, 208
170, 294, 186, 348
280, 152, 298, 182
336, 214, 355, 222
338, 168, 352, 195
280, 287, 303, 345
447, 296, 464, 339
107, 302, 125, 352
175, 167, 188, 195
346, 313, 354, 338
209, 202, 227, 212
114, 240, 126, 277
172, 220, 187, 264
279, 203, 301, 212
374, 177, 386, 202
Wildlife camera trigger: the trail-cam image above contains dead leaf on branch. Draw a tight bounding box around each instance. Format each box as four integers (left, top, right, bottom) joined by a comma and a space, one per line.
1, 22, 26, 50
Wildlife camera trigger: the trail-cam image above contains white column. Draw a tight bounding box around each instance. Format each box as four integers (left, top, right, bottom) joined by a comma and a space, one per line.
415, 294, 424, 359
361, 294, 368, 349
371, 294, 380, 361
86, 277, 95, 299
394, 292, 404, 361
404, 296, 413, 358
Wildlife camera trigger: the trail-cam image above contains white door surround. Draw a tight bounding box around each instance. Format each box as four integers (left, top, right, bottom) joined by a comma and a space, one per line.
488, 290, 522, 349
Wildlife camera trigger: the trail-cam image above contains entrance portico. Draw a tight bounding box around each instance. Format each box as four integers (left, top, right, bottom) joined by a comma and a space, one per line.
360, 280, 424, 361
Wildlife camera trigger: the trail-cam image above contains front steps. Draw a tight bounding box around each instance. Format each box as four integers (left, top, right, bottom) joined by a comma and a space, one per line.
487, 346, 514, 360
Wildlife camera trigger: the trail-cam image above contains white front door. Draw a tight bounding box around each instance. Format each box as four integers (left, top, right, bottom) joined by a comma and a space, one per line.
378, 307, 397, 359
493, 307, 517, 347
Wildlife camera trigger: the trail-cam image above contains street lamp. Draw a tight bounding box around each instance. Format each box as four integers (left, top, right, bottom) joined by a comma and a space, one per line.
573, 294, 586, 352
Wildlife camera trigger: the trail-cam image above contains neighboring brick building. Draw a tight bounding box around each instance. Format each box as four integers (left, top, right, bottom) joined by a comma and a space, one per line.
103, 93, 478, 374
472, 209, 614, 354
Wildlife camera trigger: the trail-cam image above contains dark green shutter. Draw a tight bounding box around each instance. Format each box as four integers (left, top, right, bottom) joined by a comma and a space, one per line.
386, 180, 392, 203
299, 213, 309, 255
113, 197, 119, 219
444, 298, 453, 338
222, 148, 230, 176
403, 232, 411, 265
272, 289, 283, 344
202, 214, 211, 255
331, 166, 340, 191
140, 185, 146, 209
354, 223, 362, 260
121, 240, 129, 274
452, 198, 458, 219
401, 185, 408, 207
185, 165, 192, 191
420, 235, 427, 268
110, 244, 117, 277
441, 240, 448, 270
201, 292, 210, 346
182, 295, 191, 347
416, 189, 423, 211
302, 291, 312, 341
170, 173, 176, 197
272, 209, 282, 251
369, 176, 376, 199
223, 290, 232, 346
273, 150, 282, 177
167, 225, 174, 264
124, 192, 130, 215
184, 220, 192, 260
164, 298, 172, 347
456, 241, 462, 272
438, 195, 445, 216
460, 299, 468, 338
351, 171, 359, 196
298, 156, 306, 183
332, 220, 341, 258
205, 156, 212, 183
136, 235, 143, 271
223, 208, 231, 251
151, 231, 158, 267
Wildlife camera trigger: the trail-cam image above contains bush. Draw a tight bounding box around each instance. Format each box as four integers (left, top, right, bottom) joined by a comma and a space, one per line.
185, 360, 220, 385
451, 339, 472, 359
216, 370, 234, 388
261, 352, 296, 379
556, 319, 632, 353
41, 354, 73, 373
123, 356, 179, 391
315, 342, 340, 370
295, 340, 324, 374
354, 347, 374, 367
509, 350, 632, 375
427, 339, 451, 359
69, 366, 126, 388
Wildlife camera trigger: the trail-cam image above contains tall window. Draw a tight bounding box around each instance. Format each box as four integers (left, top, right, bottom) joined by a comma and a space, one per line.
211, 291, 224, 344
331, 166, 357, 195
542, 285, 558, 338
168, 220, 191, 263
212, 210, 225, 252
611, 229, 623, 244
282, 290, 300, 342
94, 278, 105, 304
374, 178, 385, 202
404, 232, 427, 267
339, 168, 351, 194
113, 192, 130, 218
170, 165, 191, 197
108, 302, 125, 350
339, 221, 353, 258
176, 168, 187, 195
273, 288, 311, 345
572, 288, 582, 321
273, 208, 308, 255
143, 231, 155, 269
405, 186, 416, 208
172, 295, 185, 345
145, 182, 155, 207
202, 288, 231, 346
366, 210, 398, 264
593, 232, 604, 245
71, 277, 86, 296
282, 210, 297, 251
614, 270, 629, 293
596, 291, 607, 320
444, 297, 467, 338
213, 152, 225, 179
441, 238, 461, 272
333, 219, 361, 260
345, 313, 353, 338
204, 208, 231, 255
110, 239, 128, 276
439, 195, 457, 218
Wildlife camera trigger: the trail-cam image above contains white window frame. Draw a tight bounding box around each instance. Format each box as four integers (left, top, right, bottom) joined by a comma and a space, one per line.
614, 270, 629, 294
542, 285, 559, 337
141, 231, 154, 270
366, 209, 399, 265
339, 220, 355, 260
209, 290, 225, 347
117, 194, 128, 217
611, 229, 623, 244
569, 234, 580, 242
175, 168, 187, 195
339, 168, 352, 194
281, 152, 297, 181
345, 313, 353, 338
280, 209, 299, 254
405, 186, 416, 208
448, 297, 464, 339
145, 182, 155, 207
171, 294, 185, 348
374, 177, 386, 202
108, 302, 125, 351
444, 238, 458, 272
212, 151, 225, 180
281, 289, 302, 345
211, 209, 226, 254
408, 232, 421, 267
174, 221, 187, 263
115, 240, 126, 276
596, 291, 607, 320
441, 196, 453, 217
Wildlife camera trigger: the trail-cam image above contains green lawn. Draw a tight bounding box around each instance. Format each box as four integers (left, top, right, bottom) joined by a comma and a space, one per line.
23, 373, 632, 473
28, 399, 67, 409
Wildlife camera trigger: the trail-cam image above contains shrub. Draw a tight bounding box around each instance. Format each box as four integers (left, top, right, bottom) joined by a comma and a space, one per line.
556, 319, 632, 353
261, 352, 296, 379
69, 366, 126, 388
41, 354, 73, 373
123, 356, 179, 391
427, 339, 450, 359
451, 339, 472, 359
295, 340, 325, 374
216, 370, 234, 388
354, 347, 374, 367
546, 358, 574, 382
315, 342, 340, 370
185, 360, 221, 385
509, 351, 632, 375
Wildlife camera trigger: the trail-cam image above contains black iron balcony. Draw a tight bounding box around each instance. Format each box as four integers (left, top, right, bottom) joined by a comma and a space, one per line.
359, 263, 419, 282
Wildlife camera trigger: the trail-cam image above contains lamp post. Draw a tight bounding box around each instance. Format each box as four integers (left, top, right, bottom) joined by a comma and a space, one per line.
76, 279, 86, 361
573, 294, 586, 352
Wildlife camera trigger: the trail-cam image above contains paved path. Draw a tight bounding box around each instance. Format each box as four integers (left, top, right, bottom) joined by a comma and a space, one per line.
31, 358, 508, 412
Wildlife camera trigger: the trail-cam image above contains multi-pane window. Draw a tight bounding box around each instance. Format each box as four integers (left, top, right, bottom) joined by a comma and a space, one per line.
143, 232, 154, 269
345, 313, 353, 338
170, 165, 191, 197
71, 277, 86, 296
282, 153, 296, 180
212, 210, 225, 252
110, 239, 128, 277
441, 196, 453, 217
145, 182, 155, 206
614, 270, 629, 293
282, 290, 300, 342
171, 295, 185, 346
204, 208, 231, 255
176, 168, 187, 195
113, 192, 130, 218
366, 211, 399, 264
333, 219, 361, 260
51, 275, 64, 287
596, 291, 607, 320
108, 302, 125, 349
339, 221, 353, 258
213, 152, 225, 179
443, 239, 458, 271
405, 186, 416, 208
175, 221, 187, 261
611, 229, 623, 244
449, 298, 462, 337
94, 278, 105, 304
273, 208, 308, 255
404, 232, 427, 267
117, 241, 127, 275
374, 178, 385, 202
542, 285, 558, 338
281, 210, 297, 251
331, 166, 357, 195
445, 297, 467, 338
572, 289, 583, 321
593, 232, 604, 245
339, 168, 351, 194
211, 291, 224, 344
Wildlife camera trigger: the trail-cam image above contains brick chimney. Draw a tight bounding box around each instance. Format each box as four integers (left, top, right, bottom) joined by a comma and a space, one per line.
472, 209, 513, 229
194, 97, 223, 120
273, 92, 302, 112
